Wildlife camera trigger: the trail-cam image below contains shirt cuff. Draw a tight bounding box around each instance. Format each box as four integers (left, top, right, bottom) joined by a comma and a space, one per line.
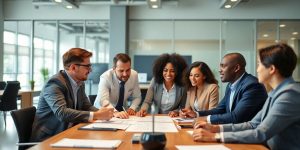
220, 131, 224, 143
207, 115, 211, 123
196, 111, 199, 117
219, 125, 224, 132
88, 112, 94, 122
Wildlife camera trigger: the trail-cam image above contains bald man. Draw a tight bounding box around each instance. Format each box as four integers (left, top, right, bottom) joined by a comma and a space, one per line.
181, 53, 267, 124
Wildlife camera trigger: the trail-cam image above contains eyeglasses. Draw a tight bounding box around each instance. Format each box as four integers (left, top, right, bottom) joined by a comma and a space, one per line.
74, 63, 92, 69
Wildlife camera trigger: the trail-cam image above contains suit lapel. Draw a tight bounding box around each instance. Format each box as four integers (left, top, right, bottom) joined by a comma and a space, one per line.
60, 70, 76, 109
261, 96, 272, 120
156, 84, 164, 112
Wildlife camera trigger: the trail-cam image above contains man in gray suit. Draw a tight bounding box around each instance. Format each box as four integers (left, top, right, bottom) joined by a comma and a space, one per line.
31, 48, 114, 142
192, 43, 300, 150
94, 53, 141, 119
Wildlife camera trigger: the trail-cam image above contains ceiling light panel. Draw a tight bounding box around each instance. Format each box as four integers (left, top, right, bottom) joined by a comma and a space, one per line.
220, 0, 242, 9
147, 0, 161, 9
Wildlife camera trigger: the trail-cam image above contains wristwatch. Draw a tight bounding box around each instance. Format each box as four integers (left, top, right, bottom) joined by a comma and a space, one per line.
215, 133, 221, 143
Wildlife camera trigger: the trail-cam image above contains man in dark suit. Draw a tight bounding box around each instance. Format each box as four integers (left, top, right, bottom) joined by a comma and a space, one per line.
181, 53, 267, 124
31, 48, 114, 142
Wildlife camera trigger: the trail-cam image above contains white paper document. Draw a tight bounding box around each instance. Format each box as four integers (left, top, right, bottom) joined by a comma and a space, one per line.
51, 138, 122, 149
176, 145, 231, 150
96, 116, 173, 123
133, 116, 174, 123
125, 122, 178, 132
186, 130, 193, 135
82, 123, 129, 130
95, 117, 137, 125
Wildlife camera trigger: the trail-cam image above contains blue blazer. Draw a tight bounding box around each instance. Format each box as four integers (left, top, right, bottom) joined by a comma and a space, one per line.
198, 73, 267, 124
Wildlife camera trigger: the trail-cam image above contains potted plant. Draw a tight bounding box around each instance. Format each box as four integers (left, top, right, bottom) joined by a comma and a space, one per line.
29, 80, 35, 91
40, 68, 49, 82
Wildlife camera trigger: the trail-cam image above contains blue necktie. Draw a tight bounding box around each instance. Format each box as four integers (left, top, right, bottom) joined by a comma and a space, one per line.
115, 81, 125, 111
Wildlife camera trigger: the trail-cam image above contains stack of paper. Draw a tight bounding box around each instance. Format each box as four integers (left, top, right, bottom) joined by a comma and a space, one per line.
51, 138, 122, 149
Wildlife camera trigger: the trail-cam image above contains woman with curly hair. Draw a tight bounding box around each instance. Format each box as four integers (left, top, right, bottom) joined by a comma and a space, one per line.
180, 61, 219, 118
136, 53, 187, 117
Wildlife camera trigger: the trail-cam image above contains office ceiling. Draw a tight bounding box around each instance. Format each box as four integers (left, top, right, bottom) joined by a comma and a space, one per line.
32, 0, 178, 6
30, 0, 299, 42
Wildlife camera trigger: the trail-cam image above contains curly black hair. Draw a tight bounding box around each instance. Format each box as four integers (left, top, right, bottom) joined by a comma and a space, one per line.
185, 61, 218, 90
152, 53, 188, 86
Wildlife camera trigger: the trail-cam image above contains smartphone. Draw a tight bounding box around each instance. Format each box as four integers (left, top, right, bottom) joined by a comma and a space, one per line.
132, 133, 142, 144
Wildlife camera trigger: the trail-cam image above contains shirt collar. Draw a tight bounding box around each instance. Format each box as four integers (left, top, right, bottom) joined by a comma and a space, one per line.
269, 77, 295, 97
230, 73, 245, 90
163, 83, 175, 91
64, 70, 84, 88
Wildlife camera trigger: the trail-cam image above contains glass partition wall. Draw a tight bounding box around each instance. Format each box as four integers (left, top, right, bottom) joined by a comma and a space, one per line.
129, 20, 300, 98
2, 19, 299, 92
2, 20, 109, 89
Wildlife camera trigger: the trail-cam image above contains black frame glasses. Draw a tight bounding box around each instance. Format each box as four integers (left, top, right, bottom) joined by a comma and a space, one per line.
74, 63, 92, 69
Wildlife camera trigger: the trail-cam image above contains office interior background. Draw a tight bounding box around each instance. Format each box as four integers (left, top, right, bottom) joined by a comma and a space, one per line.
1, 0, 300, 98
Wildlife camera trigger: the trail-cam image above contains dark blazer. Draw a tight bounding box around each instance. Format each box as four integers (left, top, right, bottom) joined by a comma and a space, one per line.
31, 70, 98, 142
141, 78, 186, 114
198, 73, 267, 124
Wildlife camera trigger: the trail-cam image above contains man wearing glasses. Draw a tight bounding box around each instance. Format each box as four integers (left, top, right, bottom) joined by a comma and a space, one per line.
94, 53, 141, 119
31, 48, 114, 142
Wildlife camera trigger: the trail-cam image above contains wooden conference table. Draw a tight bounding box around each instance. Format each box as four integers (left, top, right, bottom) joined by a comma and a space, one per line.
29, 121, 268, 150
0, 90, 40, 108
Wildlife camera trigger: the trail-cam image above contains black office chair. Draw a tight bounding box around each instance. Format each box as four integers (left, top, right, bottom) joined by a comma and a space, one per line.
0, 81, 21, 127
88, 95, 97, 105
11, 106, 38, 150
0, 81, 6, 90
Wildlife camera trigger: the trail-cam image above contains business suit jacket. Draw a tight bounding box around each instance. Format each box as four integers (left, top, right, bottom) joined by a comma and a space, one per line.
140, 78, 186, 114
94, 69, 141, 110
185, 83, 219, 111
31, 70, 98, 142
222, 78, 300, 150
198, 73, 267, 124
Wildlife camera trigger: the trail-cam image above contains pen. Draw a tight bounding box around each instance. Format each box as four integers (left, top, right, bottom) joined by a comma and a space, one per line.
122, 106, 127, 113
179, 106, 183, 115
176, 124, 182, 130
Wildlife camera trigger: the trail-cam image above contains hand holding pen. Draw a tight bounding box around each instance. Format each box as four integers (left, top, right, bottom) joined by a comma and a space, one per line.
136, 109, 147, 117
179, 107, 197, 118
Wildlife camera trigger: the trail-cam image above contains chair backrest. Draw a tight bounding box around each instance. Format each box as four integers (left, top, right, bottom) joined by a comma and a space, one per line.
0, 81, 6, 90
6, 81, 21, 89
10, 106, 36, 143
0, 81, 20, 111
